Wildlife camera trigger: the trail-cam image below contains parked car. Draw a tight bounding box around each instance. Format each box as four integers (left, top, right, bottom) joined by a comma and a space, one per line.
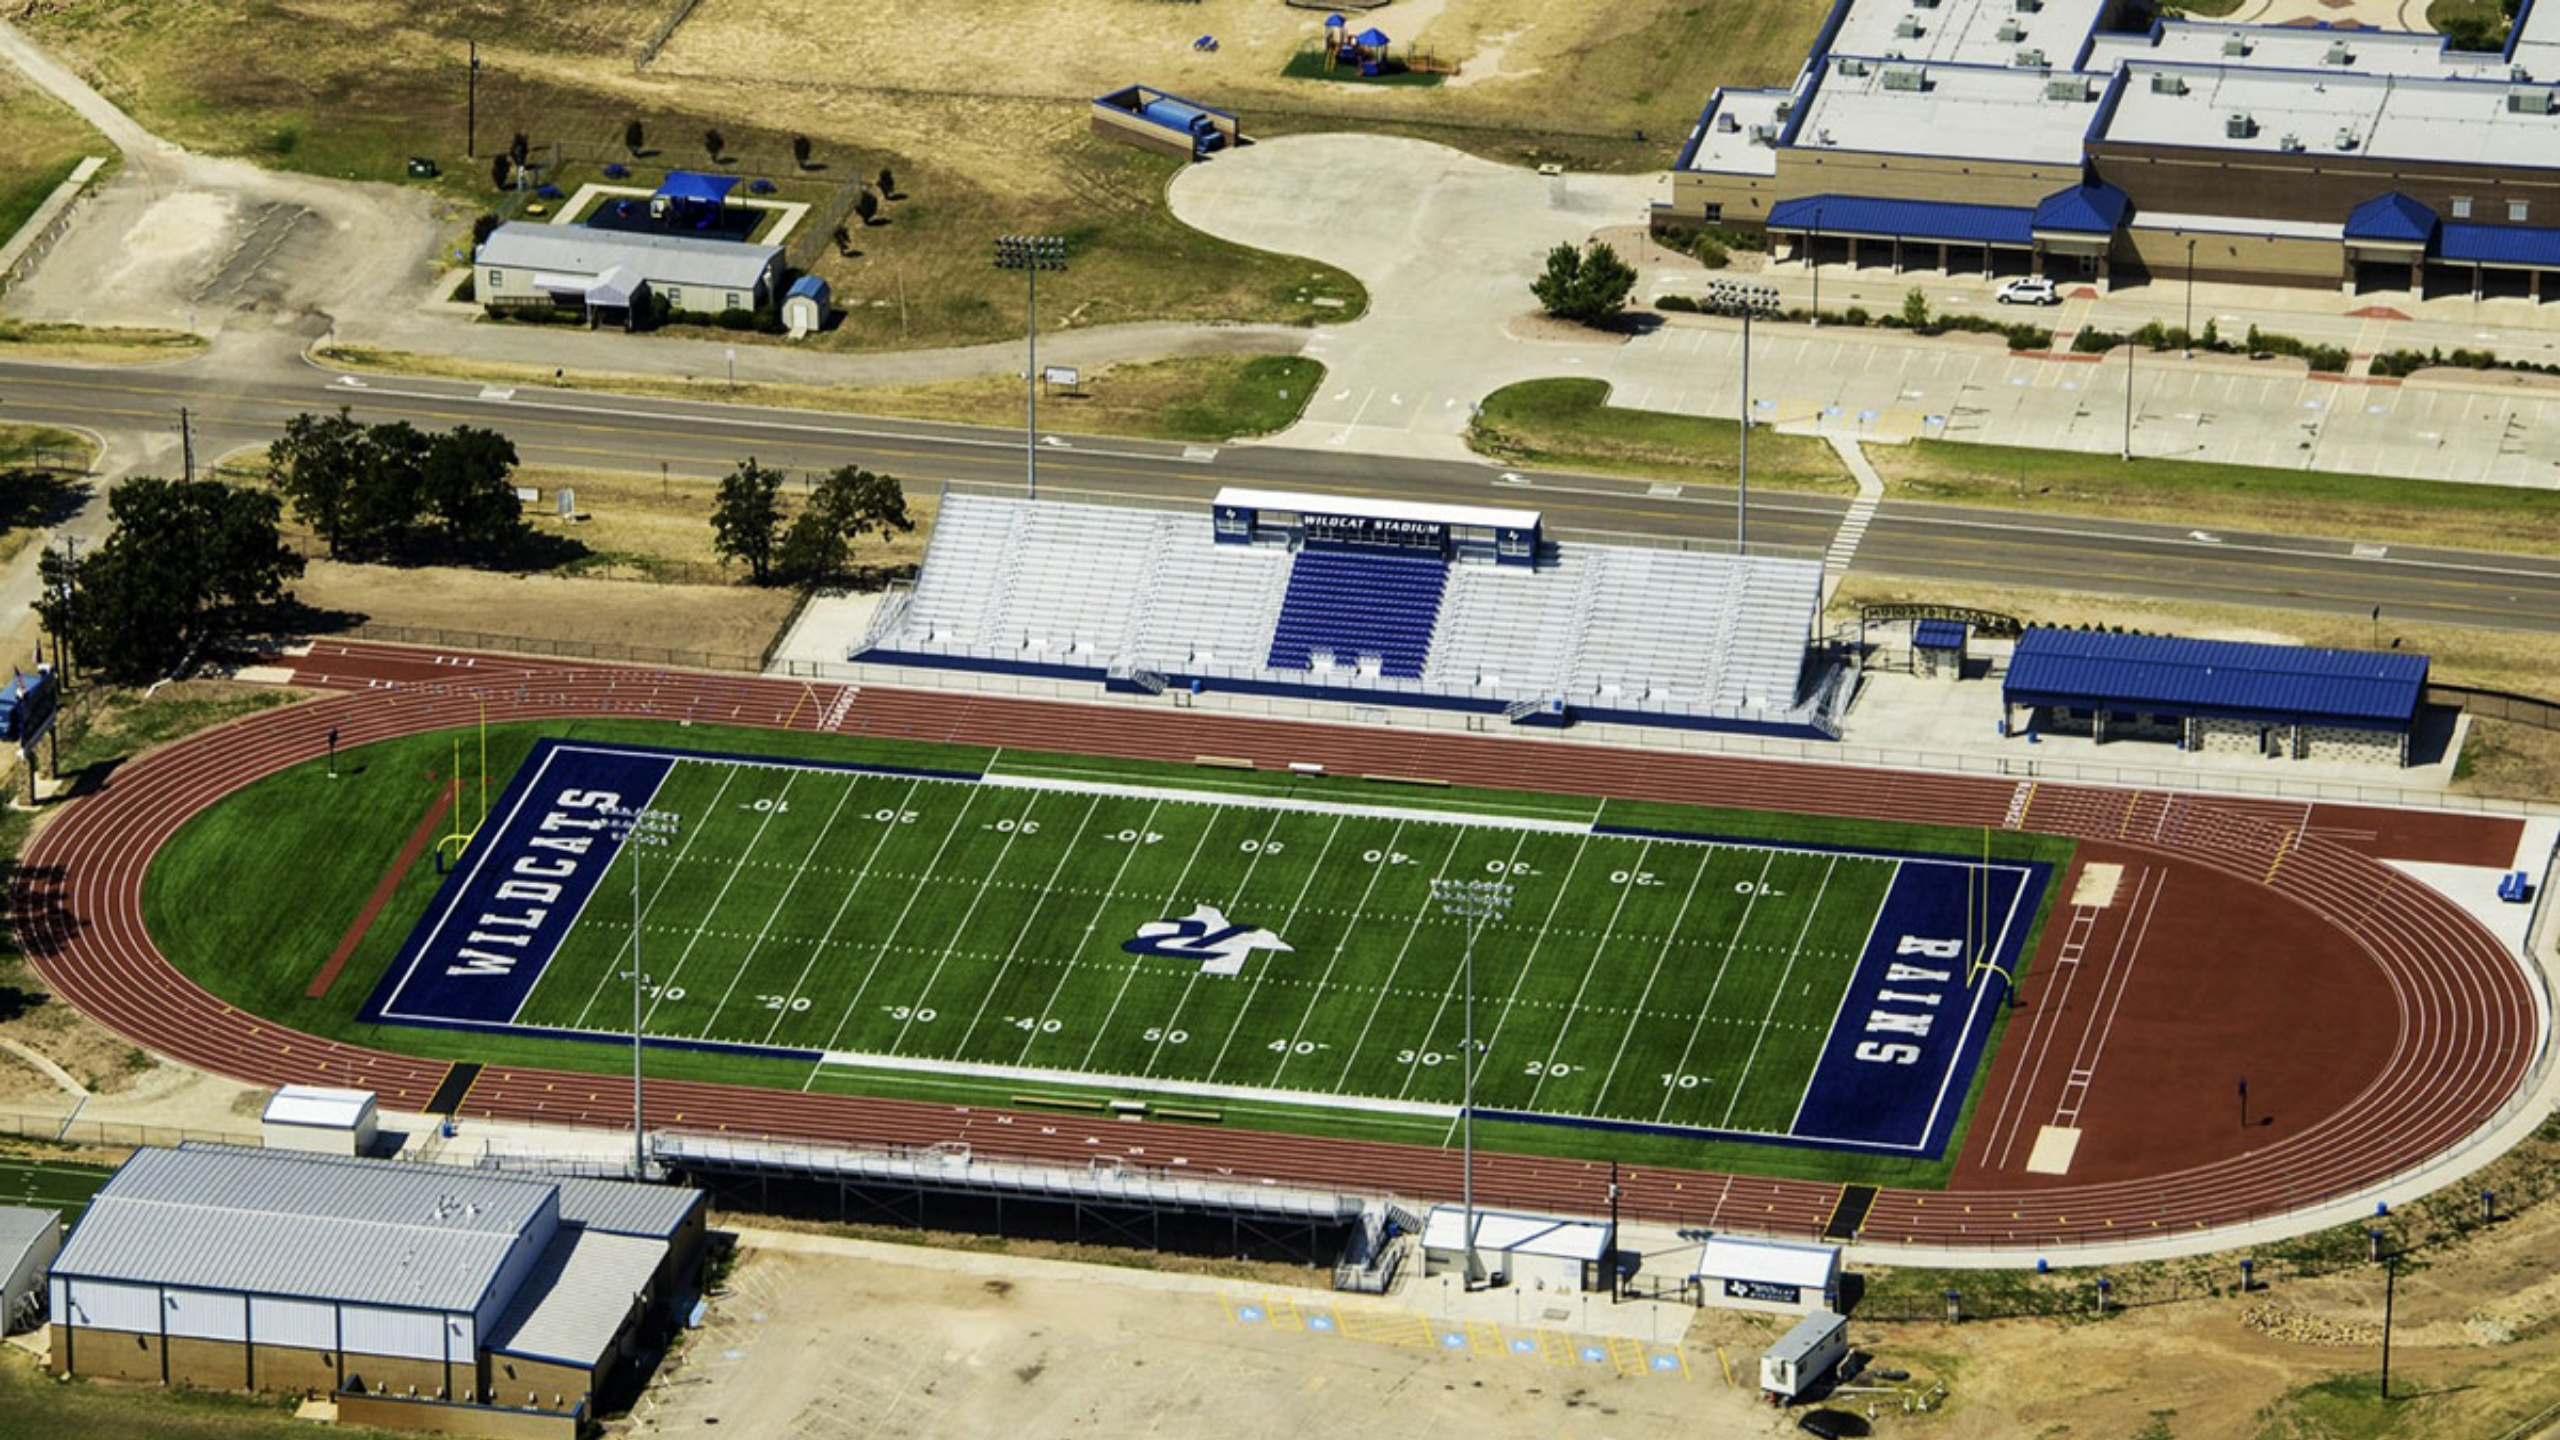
1995, 277, 2061, 306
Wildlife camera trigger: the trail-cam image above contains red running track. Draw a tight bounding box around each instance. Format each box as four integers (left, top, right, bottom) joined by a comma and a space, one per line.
10, 640, 2540, 1250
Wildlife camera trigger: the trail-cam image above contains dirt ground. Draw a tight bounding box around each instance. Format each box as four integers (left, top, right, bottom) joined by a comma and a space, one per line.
290, 560, 799, 664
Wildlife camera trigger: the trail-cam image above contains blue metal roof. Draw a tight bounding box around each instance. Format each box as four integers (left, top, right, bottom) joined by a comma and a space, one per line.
2439, 221, 2560, 269
2345, 192, 2437, 244
1766, 194, 2034, 246
2004, 629, 2427, 728
656, 171, 738, 205
1913, 619, 1967, 650
2030, 183, 2128, 236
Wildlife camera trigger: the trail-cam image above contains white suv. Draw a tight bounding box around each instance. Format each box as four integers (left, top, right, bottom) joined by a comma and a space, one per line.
1995, 277, 2061, 306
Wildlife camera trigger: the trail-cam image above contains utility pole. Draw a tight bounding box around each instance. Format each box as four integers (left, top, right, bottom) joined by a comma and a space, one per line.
179, 407, 194, 482
2380, 1251, 2398, 1398
2184, 237, 2198, 356
2120, 340, 2134, 462
467, 39, 481, 160
1431, 877, 1512, 1293
1809, 206, 1824, 326
993, 236, 1067, 501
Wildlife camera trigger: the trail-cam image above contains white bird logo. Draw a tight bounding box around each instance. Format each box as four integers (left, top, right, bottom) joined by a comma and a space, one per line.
1123, 905, 1293, 976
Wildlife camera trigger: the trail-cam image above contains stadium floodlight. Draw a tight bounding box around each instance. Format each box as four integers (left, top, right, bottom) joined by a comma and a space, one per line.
993, 235, 1069, 501
603, 803, 681, 1178
1432, 876, 1512, 1293
1695, 279, 1782, 555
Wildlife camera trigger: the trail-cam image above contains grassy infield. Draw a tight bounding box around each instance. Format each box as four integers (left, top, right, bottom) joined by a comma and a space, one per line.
144, 719, 2067, 1190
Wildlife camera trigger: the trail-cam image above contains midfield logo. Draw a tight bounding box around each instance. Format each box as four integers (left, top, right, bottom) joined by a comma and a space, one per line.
1122, 905, 1293, 977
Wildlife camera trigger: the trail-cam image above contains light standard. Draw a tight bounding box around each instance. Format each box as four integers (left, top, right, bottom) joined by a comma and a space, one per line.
1431, 876, 1511, 1292
2121, 335, 2136, 462
1809, 204, 1825, 326
993, 235, 1068, 501
2184, 237, 2197, 357
1700, 278, 1782, 554
603, 802, 680, 1177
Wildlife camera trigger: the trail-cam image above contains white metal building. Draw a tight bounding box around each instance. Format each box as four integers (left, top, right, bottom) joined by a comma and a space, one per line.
1760, 1308, 1849, 1402
1418, 1206, 1614, 1292
1691, 1233, 1841, 1314
472, 223, 783, 324
0, 1205, 61, 1333
260, 1085, 381, 1156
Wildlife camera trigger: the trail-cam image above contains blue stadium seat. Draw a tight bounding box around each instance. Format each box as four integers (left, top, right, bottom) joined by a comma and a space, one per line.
1265, 548, 1448, 678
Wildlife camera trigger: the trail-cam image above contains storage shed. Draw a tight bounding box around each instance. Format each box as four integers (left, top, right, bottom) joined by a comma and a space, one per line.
781, 274, 830, 338
1418, 1206, 1614, 1292
0, 1205, 61, 1333
1913, 617, 1968, 680
1092, 84, 1240, 159
1691, 1233, 1841, 1313
1759, 1308, 1849, 1403
2002, 627, 2428, 765
260, 1085, 380, 1156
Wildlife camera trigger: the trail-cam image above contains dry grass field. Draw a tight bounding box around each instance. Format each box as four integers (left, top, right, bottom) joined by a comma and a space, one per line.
14, 0, 1821, 349
0, 65, 108, 244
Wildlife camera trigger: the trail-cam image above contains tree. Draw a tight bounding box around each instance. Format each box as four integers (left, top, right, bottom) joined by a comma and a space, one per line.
877, 166, 895, 197
704, 128, 725, 163
1530, 241, 1635, 325
471, 211, 504, 249
831, 224, 853, 256
1900, 286, 1933, 332
43, 478, 301, 682
790, 134, 813, 170
623, 118, 645, 156
710, 458, 787, 583
782, 465, 912, 585
345, 420, 430, 556
490, 154, 514, 191
419, 426, 527, 550
853, 187, 878, 226
266, 408, 368, 556
509, 131, 529, 168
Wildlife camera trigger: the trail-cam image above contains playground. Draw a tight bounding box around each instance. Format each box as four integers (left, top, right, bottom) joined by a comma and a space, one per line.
555, 170, 811, 248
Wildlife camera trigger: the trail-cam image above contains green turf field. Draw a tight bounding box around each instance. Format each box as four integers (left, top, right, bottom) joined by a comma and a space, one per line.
0, 1155, 111, 1223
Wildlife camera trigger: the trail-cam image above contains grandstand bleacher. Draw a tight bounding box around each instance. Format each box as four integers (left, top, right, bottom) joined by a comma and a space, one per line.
856, 488, 1837, 736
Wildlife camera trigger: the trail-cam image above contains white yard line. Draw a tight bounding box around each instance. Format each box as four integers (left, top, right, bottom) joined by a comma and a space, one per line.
564, 763, 731, 1031
1138, 810, 1285, 1077
1204, 815, 1347, 1079
953, 795, 1105, 1055
1716, 856, 1842, 1130
1384, 831, 1529, 1101
765, 777, 926, 1048
1258, 821, 1414, 1087
640, 770, 806, 1031
1786, 860, 1905, 1136
1596, 849, 1721, 1117
1630, 851, 1765, 1122
887, 790, 1045, 1055
698, 773, 865, 1037
1011, 801, 1167, 1065
1524, 842, 1657, 1111
1464, 832, 1596, 1098
809, 786, 991, 1068
1323, 828, 1483, 1094
1074, 807, 1225, 1070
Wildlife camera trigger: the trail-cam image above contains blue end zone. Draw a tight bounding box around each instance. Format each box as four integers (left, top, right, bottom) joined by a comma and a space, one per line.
1789, 858, 2047, 1157
362, 740, 676, 1026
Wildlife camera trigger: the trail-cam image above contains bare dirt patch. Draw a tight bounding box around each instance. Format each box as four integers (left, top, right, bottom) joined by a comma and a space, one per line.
291, 560, 798, 663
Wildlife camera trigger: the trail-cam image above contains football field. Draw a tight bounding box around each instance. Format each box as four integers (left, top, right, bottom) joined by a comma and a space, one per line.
366, 742, 2048, 1158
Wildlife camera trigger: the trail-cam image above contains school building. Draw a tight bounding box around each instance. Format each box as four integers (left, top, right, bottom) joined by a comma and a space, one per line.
1664, 0, 2560, 298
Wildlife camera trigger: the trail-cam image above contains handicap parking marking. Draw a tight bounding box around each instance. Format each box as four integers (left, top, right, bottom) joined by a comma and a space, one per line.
1307, 1313, 1337, 1333
1235, 1305, 1265, 1323
1509, 1338, 1539, 1355
1650, 1352, 1687, 1375
1441, 1332, 1471, 1350
1581, 1344, 1610, 1365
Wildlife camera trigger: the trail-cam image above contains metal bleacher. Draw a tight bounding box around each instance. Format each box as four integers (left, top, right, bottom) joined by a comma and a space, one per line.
1423, 554, 1589, 696
984, 500, 1155, 664
1568, 549, 1808, 711
1265, 548, 1448, 678
1128, 519, 1292, 674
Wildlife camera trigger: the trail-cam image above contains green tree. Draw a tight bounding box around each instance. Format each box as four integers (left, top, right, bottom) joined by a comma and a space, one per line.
781, 465, 912, 585
791, 134, 814, 170
265, 408, 367, 556
45, 478, 300, 682
623, 118, 645, 156
1900, 286, 1932, 331
853, 187, 879, 226
420, 426, 527, 550
704, 128, 725, 163
345, 420, 430, 556
877, 166, 896, 197
710, 458, 787, 583
1531, 241, 1635, 325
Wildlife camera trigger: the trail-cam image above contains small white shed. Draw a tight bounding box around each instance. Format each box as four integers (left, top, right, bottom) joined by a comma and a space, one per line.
1693, 1233, 1841, 1313
0, 1205, 61, 1332
260, 1085, 380, 1155
1760, 1308, 1849, 1403
782, 274, 830, 339
1418, 1205, 1613, 1293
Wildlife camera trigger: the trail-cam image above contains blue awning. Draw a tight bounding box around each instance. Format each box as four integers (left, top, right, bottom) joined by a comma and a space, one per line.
1913, 620, 1967, 650
1355, 26, 1390, 46
2003, 629, 2427, 728
2345, 191, 2437, 245
2439, 221, 2560, 269
1768, 193, 2034, 246
655, 171, 738, 205
2030, 183, 2128, 236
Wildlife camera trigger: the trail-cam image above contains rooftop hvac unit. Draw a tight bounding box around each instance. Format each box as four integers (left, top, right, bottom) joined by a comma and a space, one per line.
2046, 74, 2093, 100
1749, 122, 1781, 143
2510, 87, 2558, 114
1998, 19, 2023, 41
1896, 15, 1922, 38
2334, 128, 2359, 150
2222, 35, 2251, 56
2014, 0, 2043, 10
1715, 111, 1741, 132
2014, 48, 2047, 69
2225, 111, 2256, 139
2279, 132, 2304, 152
2150, 72, 2188, 95
2324, 43, 2353, 65
1836, 56, 1870, 76
1881, 62, 1928, 91
1912, 0, 1941, 9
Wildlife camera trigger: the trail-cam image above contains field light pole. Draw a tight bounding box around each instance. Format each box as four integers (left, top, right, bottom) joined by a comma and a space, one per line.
1432, 877, 1511, 1292
993, 235, 1067, 501
1701, 279, 1781, 555
604, 803, 680, 1177
2183, 237, 2198, 357
2121, 338, 2136, 462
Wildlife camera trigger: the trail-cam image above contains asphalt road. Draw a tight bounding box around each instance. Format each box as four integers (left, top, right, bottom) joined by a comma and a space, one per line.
8, 354, 2560, 635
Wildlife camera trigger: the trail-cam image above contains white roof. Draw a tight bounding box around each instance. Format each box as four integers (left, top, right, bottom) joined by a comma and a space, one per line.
261, 1085, 377, 1130
2085, 20, 2520, 81
2100, 64, 2560, 169
1826, 0, 2109, 71
483, 1226, 664, 1365
1683, 88, 1791, 176
2129, 209, 2344, 241
475, 222, 780, 292
1213, 487, 1541, 532
1419, 1205, 1612, 1262
1693, 1234, 1840, 1289
1797, 58, 2101, 165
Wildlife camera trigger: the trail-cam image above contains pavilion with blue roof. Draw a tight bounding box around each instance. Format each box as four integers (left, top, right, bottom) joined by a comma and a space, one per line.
1767, 182, 2128, 283
2001, 628, 2430, 766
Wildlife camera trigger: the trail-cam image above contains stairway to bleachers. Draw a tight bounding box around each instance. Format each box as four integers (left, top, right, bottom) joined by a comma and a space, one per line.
1265, 547, 1449, 679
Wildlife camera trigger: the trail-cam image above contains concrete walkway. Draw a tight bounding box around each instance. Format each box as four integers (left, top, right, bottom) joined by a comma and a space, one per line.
1819, 434, 1884, 603
0, 154, 103, 284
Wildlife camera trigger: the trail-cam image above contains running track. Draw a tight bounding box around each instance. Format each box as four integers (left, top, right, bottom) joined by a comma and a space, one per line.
10, 641, 2541, 1251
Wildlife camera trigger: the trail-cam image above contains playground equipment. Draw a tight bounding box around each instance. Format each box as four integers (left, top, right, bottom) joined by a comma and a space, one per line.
1309, 16, 1455, 77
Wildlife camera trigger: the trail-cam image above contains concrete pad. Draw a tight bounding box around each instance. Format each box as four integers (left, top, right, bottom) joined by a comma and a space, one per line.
229, 664, 298, 685
2070, 862, 2124, 908
2026, 1124, 2082, 1176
